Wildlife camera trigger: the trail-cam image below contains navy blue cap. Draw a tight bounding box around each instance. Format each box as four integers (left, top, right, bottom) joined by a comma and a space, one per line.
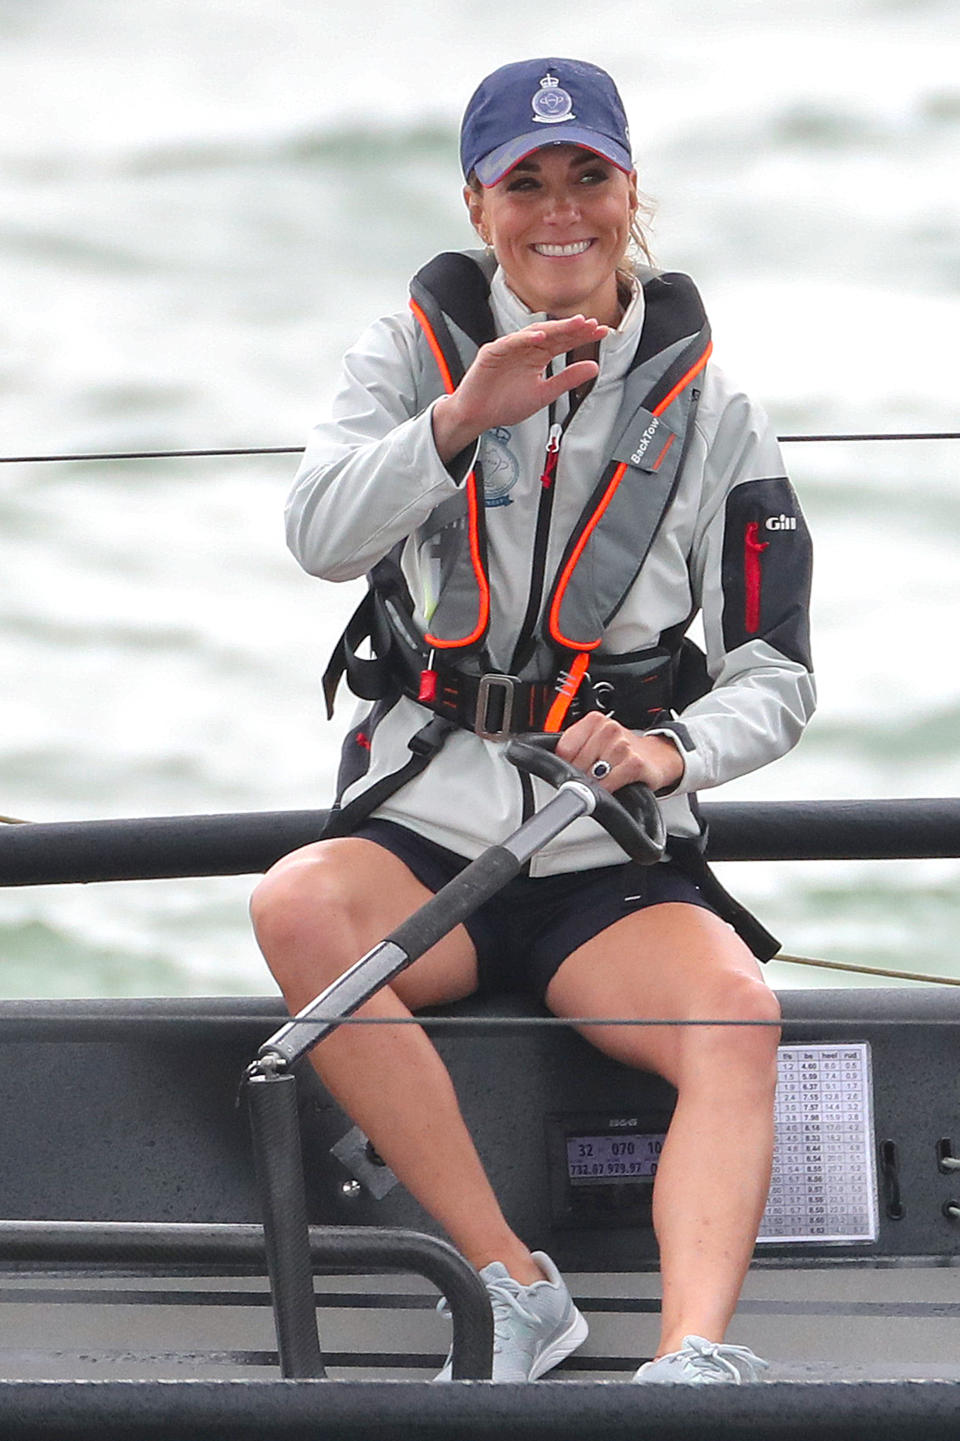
460, 58, 632, 186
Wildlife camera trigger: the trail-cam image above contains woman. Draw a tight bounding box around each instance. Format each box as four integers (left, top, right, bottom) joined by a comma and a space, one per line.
251, 57, 814, 1384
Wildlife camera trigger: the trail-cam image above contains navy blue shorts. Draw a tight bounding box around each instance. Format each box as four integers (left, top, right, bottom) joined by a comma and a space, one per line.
350, 818, 719, 1001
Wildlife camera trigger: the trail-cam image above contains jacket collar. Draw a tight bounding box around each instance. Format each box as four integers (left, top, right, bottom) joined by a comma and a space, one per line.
489, 265, 646, 381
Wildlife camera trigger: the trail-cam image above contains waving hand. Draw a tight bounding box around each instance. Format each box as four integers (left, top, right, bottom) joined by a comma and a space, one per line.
431, 315, 608, 463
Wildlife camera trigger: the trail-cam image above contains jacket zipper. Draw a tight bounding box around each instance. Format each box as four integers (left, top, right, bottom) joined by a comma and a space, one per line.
516, 405, 565, 839
744, 521, 769, 634
510, 414, 563, 675
539, 421, 563, 489
512, 367, 590, 838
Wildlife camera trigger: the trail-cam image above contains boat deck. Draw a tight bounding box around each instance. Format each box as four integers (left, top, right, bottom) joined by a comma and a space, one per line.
1, 1262, 959, 1383
1, 988, 959, 1435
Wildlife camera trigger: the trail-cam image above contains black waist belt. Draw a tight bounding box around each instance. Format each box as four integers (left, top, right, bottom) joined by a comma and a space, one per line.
323, 588, 689, 737
402, 663, 675, 740
403, 669, 575, 740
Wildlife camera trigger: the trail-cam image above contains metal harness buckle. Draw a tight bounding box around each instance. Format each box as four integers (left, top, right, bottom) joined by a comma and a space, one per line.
474, 673, 518, 742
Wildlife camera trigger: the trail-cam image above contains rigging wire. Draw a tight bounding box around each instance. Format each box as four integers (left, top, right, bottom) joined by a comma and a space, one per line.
1, 433, 959, 466
778, 432, 960, 444
13, 1011, 959, 1028
0, 446, 304, 464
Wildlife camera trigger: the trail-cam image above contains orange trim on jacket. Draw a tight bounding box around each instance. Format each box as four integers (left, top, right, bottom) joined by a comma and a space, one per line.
546, 462, 630, 651
410, 299, 490, 649
653, 341, 713, 418
547, 340, 713, 651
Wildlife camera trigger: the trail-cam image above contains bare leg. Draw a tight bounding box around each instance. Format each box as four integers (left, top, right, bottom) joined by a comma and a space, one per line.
250, 838, 543, 1284
546, 903, 780, 1356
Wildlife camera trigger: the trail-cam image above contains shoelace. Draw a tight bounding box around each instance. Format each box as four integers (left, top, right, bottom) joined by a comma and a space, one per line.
676, 1336, 768, 1382
437, 1277, 539, 1354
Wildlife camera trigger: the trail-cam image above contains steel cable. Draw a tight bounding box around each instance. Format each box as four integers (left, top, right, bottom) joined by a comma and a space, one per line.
2, 433, 959, 465
15, 1011, 960, 1029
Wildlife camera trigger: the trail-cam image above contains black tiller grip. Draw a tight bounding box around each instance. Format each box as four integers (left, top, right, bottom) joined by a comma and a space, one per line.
505, 734, 666, 865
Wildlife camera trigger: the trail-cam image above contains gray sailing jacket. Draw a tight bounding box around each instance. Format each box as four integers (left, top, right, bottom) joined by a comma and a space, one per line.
287, 260, 815, 875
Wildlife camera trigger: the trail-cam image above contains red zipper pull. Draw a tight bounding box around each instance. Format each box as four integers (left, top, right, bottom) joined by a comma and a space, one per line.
745, 520, 769, 556
539, 423, 563, 489
744, 522, 770, 634
418, 649, 438, 703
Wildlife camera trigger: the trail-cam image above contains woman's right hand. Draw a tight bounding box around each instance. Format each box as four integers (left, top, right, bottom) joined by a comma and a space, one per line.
431, 315, 608, 464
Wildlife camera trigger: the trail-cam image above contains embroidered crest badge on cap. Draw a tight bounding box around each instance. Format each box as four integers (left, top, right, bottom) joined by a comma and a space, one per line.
531, 72, 575, 125
459, 57, 633, 188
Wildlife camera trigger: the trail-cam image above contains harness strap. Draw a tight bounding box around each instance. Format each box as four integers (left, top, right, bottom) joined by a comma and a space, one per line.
667, 835, 781, 961
542, 651, 591, 733
322, 588, 395, 719
323, 585, 691, 740
321, 715, 457, 839
319, 586, 580, 737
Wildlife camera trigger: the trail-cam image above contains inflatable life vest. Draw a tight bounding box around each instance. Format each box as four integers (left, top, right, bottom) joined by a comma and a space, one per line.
407, 250, 712, 658
323, 250, 714, 738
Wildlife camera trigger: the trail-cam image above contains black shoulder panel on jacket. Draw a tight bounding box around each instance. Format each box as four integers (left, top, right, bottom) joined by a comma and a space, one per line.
635, 273, 708, 368
411, 251, 498, 351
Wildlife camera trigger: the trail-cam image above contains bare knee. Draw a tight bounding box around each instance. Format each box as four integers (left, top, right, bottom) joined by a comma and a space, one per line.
250, 843, 365, 997
727, 971, 781, 1064
679, 970, 781, 1094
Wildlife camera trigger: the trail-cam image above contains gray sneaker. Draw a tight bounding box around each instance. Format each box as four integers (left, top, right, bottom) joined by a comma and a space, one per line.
435, 1250, 588, 1381
633, 1334, 768, 1384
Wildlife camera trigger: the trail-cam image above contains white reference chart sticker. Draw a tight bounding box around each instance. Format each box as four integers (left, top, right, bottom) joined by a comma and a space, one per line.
758, 1042, 879, 1245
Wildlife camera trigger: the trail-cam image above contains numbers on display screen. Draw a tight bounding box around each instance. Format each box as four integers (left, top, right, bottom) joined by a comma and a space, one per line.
566, 1133, 664, 1184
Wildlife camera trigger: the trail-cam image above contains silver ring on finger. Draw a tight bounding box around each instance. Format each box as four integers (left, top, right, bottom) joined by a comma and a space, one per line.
590, 759, 613, 780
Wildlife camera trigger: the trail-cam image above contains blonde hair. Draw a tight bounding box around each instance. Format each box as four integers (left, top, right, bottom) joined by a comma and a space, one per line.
628, 191, 657, 270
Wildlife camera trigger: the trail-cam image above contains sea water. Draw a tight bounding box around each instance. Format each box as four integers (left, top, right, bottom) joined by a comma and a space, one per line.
1, 0, 959, 997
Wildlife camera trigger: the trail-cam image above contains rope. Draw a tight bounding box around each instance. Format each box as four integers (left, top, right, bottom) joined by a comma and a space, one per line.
2, 433, 959, 465
774, 952, 960, 987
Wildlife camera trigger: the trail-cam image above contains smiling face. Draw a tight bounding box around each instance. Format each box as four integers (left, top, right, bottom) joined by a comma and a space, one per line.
466, 145, 638, 325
